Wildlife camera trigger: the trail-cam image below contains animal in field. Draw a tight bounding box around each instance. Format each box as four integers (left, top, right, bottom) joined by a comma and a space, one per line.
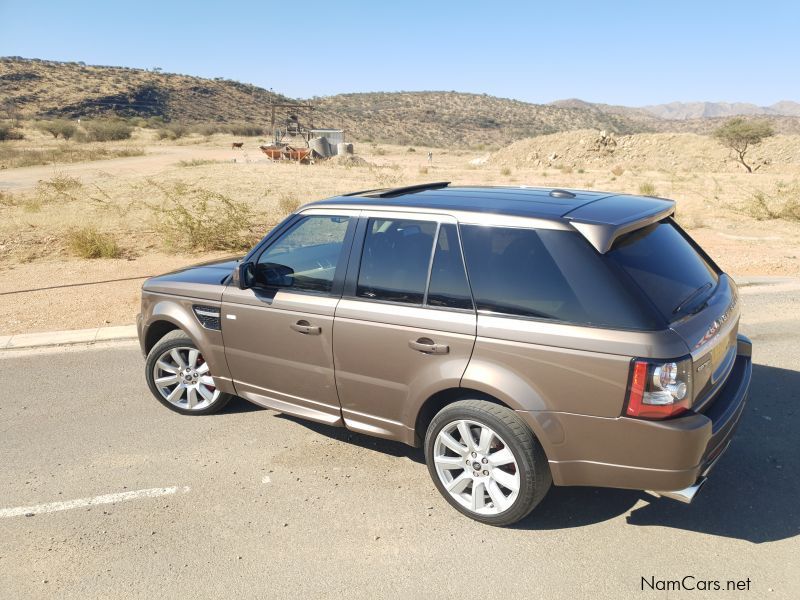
231, 142, 244, 149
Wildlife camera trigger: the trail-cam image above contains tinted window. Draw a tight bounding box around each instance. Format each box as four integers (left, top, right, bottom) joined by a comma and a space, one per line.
607, 221, 718, 321
426, 224, 473, 310
255, 215, 350, 293
357, 218, 436, 304
460, 225, 660, 329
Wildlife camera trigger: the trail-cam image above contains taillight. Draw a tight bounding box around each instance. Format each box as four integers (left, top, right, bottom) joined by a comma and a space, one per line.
625, 357, 693, 419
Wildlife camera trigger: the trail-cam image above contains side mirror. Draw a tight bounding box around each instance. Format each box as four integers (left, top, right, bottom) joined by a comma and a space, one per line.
259, 262, 295, 287
237, 261, 255, 290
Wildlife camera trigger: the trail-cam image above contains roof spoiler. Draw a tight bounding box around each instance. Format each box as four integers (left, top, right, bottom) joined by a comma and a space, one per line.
564, 195, 675, 253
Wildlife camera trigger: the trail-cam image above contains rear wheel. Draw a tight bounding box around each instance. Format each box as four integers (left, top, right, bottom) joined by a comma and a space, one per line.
425, 400, 551, 526
145, 330, 232, 415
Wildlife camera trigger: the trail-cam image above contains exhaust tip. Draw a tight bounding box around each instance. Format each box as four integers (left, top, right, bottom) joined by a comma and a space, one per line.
651, 477, 707, 504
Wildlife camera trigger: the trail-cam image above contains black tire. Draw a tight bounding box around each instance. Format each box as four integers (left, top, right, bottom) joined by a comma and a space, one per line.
424, 400, 551, 526
145, 330, 232, 415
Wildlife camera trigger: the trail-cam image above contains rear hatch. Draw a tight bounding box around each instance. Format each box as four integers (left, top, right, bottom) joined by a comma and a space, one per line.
601, 218, 740, 410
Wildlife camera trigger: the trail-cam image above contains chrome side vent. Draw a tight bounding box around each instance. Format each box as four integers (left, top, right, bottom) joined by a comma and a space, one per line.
192, 305, 221, 330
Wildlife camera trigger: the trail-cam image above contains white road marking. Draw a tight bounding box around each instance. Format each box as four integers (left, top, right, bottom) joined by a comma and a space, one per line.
261, 475, 271, 484
0, 486, 190, 519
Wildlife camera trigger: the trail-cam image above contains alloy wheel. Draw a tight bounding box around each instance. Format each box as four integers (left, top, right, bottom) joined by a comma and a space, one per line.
433, 419, 521, 515
152, 346, 219, 411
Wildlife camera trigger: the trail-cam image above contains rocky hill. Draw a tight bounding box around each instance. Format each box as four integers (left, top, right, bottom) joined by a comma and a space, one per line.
0, 57, 292, 124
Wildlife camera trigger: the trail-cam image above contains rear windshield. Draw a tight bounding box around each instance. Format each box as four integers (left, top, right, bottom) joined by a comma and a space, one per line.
607, 220, 719, 322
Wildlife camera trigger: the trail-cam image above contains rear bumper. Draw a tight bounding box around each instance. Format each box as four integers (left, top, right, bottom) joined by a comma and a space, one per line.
519, 334, 752, 492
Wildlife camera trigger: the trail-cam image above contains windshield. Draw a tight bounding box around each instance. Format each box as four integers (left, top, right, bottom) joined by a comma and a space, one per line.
607, 220, 719, 321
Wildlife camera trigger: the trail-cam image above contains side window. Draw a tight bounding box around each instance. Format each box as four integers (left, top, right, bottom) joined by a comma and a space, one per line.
460, 225, 659, 329
357, 218, 437, 304
426, 224, 473, 310
255, 215, 350, 293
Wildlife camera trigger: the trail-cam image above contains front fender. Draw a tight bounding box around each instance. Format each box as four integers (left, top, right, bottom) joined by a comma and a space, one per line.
142, 292, 233, 389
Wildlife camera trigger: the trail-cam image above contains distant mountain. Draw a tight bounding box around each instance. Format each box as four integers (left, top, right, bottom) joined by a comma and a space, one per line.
641, 100, 800, 120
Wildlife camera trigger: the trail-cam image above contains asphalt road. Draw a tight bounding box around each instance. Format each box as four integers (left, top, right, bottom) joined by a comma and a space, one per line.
1, 280, 798, 599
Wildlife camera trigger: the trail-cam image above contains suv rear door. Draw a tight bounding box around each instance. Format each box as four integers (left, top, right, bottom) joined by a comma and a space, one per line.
333, 212, 476, 444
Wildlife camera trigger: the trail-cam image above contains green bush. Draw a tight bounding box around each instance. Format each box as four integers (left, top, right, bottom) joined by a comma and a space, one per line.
84, 119, 134, 141
66, 227, 122, 258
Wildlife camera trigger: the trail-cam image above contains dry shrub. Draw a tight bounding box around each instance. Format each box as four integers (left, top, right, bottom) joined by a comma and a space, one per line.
84, 119, 133, 141
0, 123, 24, 140
66, 227, 122, 258
178, 158, 221, 168
278, 193, 301, 215
501, 167, 512, 176
639, 182, 657, 196
611, 165, 625, 176
41, 172, 82, 194
418, 166, 429, 175
149, 181, 258, 251
739, 182, 800, 221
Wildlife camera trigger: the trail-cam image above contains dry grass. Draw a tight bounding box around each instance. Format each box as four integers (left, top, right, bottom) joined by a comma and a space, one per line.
66, 227, 122, 258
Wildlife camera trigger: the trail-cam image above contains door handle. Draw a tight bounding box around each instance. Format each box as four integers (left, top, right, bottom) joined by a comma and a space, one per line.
408, 337, 449, 355
290, 320, 322, 335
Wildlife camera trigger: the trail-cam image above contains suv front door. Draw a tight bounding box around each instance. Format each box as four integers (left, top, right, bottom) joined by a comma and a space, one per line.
221, 209, 357, 424
333, 213, 477, 444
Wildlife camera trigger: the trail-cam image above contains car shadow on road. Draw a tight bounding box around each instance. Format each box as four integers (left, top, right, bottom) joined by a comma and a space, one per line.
514, 363, 799, 543
274, 414, 426, 464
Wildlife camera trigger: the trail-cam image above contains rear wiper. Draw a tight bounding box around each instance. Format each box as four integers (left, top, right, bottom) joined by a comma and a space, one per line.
672, 282, 713, 315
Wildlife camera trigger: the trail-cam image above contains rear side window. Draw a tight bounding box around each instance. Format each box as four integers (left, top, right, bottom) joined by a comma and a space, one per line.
426, 224, 473, 310
607, 220, 719, 321
460, 225, 660, 329
357, 218, 437, 304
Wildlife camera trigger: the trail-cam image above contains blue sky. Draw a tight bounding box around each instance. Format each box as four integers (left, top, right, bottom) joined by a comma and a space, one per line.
1, 0, 797, 106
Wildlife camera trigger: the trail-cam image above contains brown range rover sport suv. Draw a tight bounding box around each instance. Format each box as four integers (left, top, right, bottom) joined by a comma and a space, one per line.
137, 183, 752, 526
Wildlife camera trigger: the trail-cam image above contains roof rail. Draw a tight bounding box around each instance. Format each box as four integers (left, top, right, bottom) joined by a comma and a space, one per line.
339, 182, 451, 199
375, 181, 450, 198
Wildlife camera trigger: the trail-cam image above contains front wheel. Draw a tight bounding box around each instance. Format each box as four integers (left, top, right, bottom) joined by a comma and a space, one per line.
425, 400, 551, 526
145, 330, 232, 415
